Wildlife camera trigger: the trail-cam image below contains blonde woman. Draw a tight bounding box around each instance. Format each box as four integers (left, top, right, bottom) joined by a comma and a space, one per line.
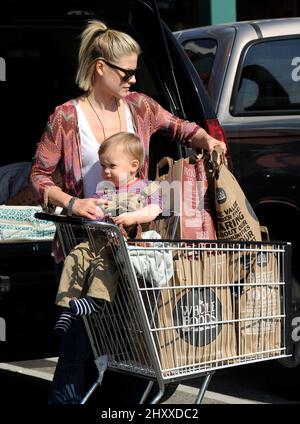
30, 20, 226, 404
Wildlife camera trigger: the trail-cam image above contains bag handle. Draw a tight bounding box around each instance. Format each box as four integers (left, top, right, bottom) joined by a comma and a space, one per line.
208, 146, 227, 179
156, 156, 174, 179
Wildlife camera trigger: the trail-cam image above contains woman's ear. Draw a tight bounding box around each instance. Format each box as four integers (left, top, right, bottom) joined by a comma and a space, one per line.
95, 60, 104, 76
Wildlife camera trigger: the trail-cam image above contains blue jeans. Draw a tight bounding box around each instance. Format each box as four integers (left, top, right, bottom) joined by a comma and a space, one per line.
49, 261, 92, 404
48, 316, 92, 404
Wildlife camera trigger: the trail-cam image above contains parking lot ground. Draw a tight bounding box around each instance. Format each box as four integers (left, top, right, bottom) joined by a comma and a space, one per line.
2, 358, 300, 405
0, 358, 268, 405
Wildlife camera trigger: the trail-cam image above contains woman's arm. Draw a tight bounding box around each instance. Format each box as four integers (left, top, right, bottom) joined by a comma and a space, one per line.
30, 107, 63, 207
135, 93, 226, 153
190, 127, 227, 153
30, 105, 104, 220
46, 187, 105, 220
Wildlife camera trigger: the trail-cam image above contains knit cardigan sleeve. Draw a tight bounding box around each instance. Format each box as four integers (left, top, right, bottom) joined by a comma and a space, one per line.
30, 101, 82, 209
128, 92, 200, 143
126, 92, 201, 178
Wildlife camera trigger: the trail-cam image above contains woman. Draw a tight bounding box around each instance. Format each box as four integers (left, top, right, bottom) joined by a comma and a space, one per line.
30, 20, 226, 404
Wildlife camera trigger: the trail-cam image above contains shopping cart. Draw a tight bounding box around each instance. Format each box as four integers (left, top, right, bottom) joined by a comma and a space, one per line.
36, 212, 293, 404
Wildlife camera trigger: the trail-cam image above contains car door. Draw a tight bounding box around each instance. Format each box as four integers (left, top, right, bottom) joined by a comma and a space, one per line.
225, 35, 300, 211
177, 25, 300, 307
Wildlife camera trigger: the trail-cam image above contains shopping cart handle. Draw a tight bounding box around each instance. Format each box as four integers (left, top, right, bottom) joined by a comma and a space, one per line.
35, 212, 123, 237
35, 212, 86, 225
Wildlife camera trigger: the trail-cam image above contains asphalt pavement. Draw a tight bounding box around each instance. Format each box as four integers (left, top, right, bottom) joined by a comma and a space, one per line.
1, 357, 299, 405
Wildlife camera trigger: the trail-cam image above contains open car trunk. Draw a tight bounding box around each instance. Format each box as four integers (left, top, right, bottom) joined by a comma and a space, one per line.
0, 0, 215, 362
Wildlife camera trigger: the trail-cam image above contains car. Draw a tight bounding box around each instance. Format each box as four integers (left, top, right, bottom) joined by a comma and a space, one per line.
175, 16, 300, 309
174, 17, 300, 393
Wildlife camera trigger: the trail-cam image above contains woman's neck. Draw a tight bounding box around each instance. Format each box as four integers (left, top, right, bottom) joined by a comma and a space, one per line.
88, 86, 120, 112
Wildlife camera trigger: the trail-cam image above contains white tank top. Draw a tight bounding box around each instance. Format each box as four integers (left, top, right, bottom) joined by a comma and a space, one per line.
75, 101, 136, 197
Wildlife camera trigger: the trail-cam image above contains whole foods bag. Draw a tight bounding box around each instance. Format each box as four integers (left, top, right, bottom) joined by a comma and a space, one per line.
155, 252, 237, 373
207, 150, 261, 241
236, 248, 281, 358
153, 156, 216, 240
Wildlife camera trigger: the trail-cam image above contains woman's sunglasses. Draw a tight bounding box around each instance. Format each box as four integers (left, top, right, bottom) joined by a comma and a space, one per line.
101, 59, 140, 82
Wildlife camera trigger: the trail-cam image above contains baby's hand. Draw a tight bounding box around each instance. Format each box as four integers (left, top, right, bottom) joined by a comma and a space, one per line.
113, 212, 137, 227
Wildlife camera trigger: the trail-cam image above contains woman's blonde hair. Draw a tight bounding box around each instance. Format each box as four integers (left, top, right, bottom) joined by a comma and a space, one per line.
99, 132, 145, 170
76, 20, 141, 92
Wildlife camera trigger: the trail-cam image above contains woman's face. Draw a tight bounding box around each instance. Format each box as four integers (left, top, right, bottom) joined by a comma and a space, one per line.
96, 52, 139, 98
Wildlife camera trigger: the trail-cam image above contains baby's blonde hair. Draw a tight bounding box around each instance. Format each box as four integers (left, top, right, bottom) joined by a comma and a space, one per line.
76, 20, 141, 92
99, 132, 145, 170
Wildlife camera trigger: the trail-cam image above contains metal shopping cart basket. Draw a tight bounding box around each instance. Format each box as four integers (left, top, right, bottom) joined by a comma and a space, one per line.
36, 212, 293, 404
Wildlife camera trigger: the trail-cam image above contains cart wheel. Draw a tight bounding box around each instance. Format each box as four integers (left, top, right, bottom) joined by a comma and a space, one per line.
148, 382, 178, 403
85, 367, 179, 405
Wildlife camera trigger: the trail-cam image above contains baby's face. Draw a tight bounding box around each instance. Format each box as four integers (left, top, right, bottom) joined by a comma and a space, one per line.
99, 145, 137, 187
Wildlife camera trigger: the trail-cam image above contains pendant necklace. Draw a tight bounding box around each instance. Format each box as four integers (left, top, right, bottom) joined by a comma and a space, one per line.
87, 96, 121, 140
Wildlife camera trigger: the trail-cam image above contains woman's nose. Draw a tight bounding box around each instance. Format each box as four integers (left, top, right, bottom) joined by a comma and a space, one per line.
128, 75, 136, 84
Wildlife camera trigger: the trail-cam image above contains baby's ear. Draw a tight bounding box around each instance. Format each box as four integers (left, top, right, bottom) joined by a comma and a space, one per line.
131, 159, 140, 173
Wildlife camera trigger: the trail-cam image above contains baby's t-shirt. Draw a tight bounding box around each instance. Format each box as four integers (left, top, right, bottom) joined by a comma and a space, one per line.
93, 178, 162, 217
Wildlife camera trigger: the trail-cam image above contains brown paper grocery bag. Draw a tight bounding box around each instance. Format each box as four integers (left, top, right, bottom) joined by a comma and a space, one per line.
154, 156, 216, 240
155, 252, 237, 373
208, 151, 261, 241
236, 249, 281, 358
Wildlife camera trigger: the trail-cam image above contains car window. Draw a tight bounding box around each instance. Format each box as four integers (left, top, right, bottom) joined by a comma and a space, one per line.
182, 38, 217, 89
232, 37, 300, 115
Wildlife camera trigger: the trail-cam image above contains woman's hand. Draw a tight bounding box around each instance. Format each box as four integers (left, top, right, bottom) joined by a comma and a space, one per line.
72, 198, 108, 220
191, 128, 227, 154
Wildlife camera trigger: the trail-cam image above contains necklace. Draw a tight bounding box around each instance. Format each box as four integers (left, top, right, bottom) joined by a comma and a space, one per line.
87, 96, 121, 140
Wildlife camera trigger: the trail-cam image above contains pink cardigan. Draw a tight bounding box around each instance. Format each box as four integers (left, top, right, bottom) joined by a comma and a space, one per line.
30, 91, 199, 208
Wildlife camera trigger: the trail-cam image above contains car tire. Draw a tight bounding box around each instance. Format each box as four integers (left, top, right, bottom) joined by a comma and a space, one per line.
259, 359, 300, 400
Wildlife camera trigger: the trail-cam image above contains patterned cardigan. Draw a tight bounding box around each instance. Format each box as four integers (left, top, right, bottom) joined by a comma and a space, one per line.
30, 91, 200, 208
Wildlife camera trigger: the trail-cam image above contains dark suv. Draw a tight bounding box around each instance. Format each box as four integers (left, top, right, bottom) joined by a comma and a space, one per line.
0, 1, 225, 359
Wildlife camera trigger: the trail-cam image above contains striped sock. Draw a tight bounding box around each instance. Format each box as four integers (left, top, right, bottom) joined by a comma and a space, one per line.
55, 311, 77, 334
69, 297, 104, 316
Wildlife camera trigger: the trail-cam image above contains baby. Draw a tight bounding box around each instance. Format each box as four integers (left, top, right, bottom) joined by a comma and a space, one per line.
55, 132, 162, 333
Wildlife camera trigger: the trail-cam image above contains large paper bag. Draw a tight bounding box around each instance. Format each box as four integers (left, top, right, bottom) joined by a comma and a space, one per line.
155, 252, 237, 374
154, 156, 216, 240
208, 151, 261, 241
236, 248, 281, 358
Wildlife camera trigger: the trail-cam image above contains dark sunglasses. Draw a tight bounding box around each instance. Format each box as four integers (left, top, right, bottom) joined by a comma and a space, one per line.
101, 59, 140, 82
